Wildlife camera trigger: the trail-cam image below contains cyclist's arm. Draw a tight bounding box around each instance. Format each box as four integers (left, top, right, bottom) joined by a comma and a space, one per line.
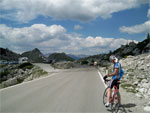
107, 68, 119, 77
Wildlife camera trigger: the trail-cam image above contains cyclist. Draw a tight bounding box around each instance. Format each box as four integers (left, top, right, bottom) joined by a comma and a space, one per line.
103, 55, 123, 107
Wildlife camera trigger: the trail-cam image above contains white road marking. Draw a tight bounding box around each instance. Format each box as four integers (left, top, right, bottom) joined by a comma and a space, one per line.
97, 69, 107, 88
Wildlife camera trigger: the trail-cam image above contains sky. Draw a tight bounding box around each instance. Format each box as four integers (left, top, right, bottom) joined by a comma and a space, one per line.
0, 0, 150, 55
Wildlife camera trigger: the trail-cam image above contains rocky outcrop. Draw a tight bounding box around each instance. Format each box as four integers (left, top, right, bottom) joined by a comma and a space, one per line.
0, 64, 47, 88
114, 38, 150, 57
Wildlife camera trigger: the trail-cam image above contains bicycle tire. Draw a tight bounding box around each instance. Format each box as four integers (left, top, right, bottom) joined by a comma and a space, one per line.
103, 87, 108, 105
111, 92, 120, 113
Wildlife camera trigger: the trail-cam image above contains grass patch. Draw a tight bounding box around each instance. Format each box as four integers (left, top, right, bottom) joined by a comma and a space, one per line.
31, 67, 48, 79
126, 89, 138, 93
121, 83, 137, 93
35, 69, 47, 75
121, 83, 136, 89
0, 64, 7, 68
129, 74, 134, 77
127, 69, 134, 72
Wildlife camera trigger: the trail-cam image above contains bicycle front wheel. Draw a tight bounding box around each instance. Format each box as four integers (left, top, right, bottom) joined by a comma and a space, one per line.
103, 87, 108, 105
111, 92, 120, 113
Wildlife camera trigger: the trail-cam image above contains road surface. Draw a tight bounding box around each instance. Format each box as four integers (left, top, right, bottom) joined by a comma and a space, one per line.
0, 66, 110, 113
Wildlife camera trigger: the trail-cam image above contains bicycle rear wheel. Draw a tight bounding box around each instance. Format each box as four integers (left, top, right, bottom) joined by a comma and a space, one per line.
103, 87, 108, 105
111, 92, 120, 113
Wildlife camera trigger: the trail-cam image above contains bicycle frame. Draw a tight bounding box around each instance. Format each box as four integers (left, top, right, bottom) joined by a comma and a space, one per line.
111, 85, 120, 105
103, 79, 121, 113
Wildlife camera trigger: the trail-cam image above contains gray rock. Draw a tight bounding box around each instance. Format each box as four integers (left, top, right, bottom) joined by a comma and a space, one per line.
136, 93, 142, 98
142, 83, 150, 89
1, 77, 18, 88
141, 79, 148, 83
144, 106, 150, 112
133, 81, 138, 86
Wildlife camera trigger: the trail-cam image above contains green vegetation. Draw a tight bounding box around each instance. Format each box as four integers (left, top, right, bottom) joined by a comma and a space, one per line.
121, 83, 137, 93
123, 55, 128, 58
127, 69, 134, 72
18, 62, 34, 70
0, 70, 10, 83
81, 60, 88, 65
0, 64, 7, 68
32, 68, 47, 75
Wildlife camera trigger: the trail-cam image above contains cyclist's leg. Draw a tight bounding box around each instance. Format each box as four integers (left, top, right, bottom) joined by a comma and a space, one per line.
106, 79, 114, 104
114, 79, 121, 105
107, 88, 111, 102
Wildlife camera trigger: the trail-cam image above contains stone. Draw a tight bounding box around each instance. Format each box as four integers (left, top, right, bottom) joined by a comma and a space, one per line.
144, 106, 150, 112
141, 79, 148, 83
136, 93, 142, 98
139, 88, 145, 94
142, 83, 150, 89
133, 81, 138, 86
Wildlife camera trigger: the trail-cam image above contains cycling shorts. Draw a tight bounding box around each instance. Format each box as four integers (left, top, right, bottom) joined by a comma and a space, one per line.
108, 79, 119, 89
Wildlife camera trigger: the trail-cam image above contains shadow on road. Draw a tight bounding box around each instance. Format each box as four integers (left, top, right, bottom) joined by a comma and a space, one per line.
118, 103, 136, 113
122, 103, 136, 108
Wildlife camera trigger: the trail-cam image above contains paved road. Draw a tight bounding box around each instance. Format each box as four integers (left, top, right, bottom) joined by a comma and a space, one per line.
0, 67, 110, 113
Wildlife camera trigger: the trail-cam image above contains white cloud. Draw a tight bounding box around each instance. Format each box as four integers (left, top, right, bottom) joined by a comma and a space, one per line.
74, 25, 83, 30
0, 24, 134, 55
119, 20, 150, 34
0, 0, 149, 22
147, 9, 150, 17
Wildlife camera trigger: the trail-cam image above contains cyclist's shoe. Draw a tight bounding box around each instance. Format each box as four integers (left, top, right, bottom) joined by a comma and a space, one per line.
105, 102, 110, 107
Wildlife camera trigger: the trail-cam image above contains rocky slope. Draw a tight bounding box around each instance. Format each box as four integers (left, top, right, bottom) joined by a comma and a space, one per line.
113, 38, 150, 57
0, 48, 20, 61
0, 63, 48, 88
78, 37, 150, 64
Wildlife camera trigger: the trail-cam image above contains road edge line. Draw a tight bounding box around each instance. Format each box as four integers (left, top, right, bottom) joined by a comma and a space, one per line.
97, 69, 107, 88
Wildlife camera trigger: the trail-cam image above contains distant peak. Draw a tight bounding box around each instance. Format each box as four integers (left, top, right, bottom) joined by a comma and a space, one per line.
33, 48, 40, 52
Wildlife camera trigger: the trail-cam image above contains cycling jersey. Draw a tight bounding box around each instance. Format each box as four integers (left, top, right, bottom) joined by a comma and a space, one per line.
112, 62, 123, 80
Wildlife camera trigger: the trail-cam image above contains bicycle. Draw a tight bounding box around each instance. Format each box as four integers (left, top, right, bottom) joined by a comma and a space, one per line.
103, 79, 121, 113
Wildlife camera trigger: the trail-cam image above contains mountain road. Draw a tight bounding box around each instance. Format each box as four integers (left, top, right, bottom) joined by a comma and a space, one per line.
0, 66, 110, 112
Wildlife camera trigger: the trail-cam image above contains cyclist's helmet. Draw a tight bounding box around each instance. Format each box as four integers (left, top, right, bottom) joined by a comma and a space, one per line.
109, 55, 117, 62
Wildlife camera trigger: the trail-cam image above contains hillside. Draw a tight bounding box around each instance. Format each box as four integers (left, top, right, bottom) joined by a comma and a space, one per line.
79, 37, 150, 65
0, 48, 20, 61
113, 38, 150, 57
48, 53, 74, 62
21, 48, 46, 63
